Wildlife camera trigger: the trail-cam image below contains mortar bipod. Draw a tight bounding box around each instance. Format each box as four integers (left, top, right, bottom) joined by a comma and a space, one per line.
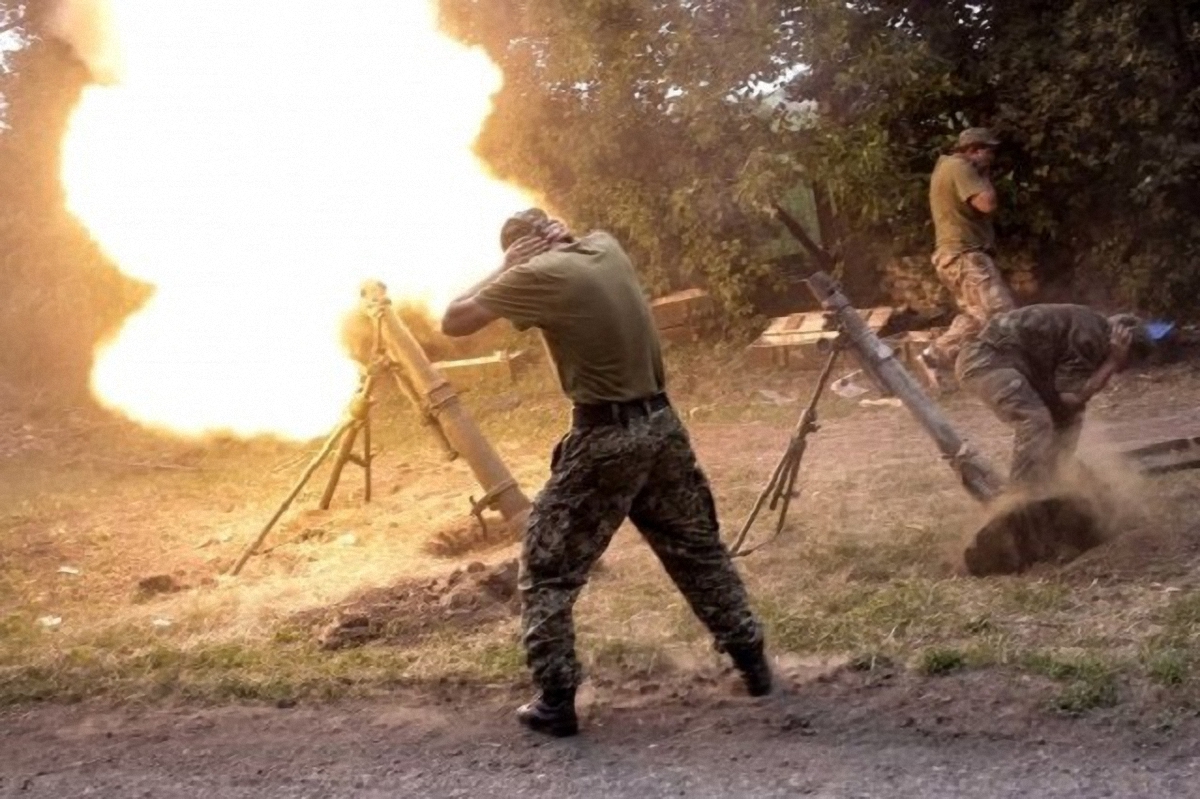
729, 337, 843, 558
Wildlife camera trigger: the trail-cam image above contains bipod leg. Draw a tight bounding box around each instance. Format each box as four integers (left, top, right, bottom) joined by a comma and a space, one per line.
322, 372, 380, 509
730, 344, 842, 557
318, 422, 363, 510
363, 408, 372, 503
729, 442, 795, 556
230, 417, 355, 576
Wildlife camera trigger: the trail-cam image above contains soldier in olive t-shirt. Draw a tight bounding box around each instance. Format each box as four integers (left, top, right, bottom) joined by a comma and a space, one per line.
440, 209, 768, 738
930, 152, 995, 255
920, 127, 1016, 388
474, 231, 666, 405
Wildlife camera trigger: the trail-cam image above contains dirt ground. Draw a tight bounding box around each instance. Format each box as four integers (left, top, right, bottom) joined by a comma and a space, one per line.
2, 673, 1199, 798
2, 350, 1200, 795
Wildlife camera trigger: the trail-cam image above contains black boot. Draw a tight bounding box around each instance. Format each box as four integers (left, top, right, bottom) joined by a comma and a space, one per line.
728, 641, 774, 697
516, 688, 578, 737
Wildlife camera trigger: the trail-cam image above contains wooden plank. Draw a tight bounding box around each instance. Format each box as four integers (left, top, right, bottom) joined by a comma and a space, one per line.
748, 307, 896, 370
650, 288, 713, 330
1121, 435, 1200, 475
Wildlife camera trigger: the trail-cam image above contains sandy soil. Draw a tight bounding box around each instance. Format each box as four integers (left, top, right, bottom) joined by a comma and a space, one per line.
3, 359, 1200, 797
3, 671, 1199, 798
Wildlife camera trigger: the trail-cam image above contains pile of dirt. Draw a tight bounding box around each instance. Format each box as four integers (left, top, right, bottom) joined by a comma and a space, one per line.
964, 495, 1104, 576
306, 559, 520, 650
423, 515, 521, 559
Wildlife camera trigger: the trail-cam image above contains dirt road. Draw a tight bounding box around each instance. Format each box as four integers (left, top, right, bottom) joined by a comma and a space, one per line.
4, 677, 1199, 799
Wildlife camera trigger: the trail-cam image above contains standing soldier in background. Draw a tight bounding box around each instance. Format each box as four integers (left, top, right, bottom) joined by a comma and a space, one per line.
920, 127, 1017, 390
440, 209, 770, 738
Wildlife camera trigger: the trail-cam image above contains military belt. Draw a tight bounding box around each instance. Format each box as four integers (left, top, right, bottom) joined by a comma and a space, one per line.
572, 393, 670, 428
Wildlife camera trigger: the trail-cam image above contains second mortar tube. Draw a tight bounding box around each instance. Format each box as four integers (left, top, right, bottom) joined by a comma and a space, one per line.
360, 280, 532, 526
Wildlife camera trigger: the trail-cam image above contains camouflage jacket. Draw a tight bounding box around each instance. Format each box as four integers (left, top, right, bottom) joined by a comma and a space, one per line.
959, 304, 1112, 405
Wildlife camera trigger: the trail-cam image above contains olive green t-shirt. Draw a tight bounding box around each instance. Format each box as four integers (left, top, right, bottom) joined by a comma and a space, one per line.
474, 232, 666, 405
930, 154, 995, 254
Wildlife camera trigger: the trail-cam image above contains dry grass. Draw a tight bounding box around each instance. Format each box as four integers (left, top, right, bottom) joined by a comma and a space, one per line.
2, 347, 1200, 710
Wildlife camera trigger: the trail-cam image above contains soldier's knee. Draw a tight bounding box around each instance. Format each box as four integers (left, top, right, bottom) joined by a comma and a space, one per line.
1014, 407, 1054, 438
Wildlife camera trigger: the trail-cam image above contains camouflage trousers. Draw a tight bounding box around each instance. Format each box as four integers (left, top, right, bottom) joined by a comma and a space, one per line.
928, 250, 1015, 369
958, 356, 1082, 485
520, 404, 763, 694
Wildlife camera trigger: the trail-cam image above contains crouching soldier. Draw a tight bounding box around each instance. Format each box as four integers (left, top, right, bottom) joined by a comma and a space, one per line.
957, 304, 1150, 486
440, 209, 770, 737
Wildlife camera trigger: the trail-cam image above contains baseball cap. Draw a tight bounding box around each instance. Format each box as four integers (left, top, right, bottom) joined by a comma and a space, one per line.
956, 127, 1000, 150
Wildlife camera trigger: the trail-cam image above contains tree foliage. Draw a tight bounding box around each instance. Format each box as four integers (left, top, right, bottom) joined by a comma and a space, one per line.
0, 2, 1197, 394
440, 0, 1200, 318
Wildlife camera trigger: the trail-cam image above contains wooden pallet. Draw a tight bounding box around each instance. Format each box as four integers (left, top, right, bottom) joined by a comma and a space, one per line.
746, 307, 894, 369
651, 289, 714, 342
1121, 435, 1200, 475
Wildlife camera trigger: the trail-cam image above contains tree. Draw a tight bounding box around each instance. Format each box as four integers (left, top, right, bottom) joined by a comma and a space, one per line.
441, 0, 1200, 319
440, 0, 810, 324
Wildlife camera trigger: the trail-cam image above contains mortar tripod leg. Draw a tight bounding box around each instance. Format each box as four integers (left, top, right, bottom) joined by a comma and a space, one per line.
319, 421, 363, 510
230, 418, 354, 576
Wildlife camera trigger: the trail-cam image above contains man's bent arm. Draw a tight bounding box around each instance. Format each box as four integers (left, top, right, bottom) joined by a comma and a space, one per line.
1059, 328, 1134, 412
442, 296, 500, 338
968, 187, 998, 215
440, 235, 550, 337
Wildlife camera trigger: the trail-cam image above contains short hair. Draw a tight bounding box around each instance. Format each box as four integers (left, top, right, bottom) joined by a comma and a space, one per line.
499, 208, 551, 251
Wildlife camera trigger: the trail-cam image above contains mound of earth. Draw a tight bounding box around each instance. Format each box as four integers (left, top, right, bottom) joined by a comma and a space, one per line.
423, 515, 521, 559
305, 559, 520, 650
964, 495, 1105, 576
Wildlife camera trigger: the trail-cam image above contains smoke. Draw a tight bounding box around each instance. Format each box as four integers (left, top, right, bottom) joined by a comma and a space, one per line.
961, 438, 1151, 576
57, 2, 536, 438
47, 0, 122, 85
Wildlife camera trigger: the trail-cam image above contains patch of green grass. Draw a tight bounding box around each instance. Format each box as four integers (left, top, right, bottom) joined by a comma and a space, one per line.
997, 580, 1072, 614
1021, 651, 1110, 682
1144, 648, 1190, 687
918, 647, 966, 676
1138, 590, 1200, 690
1054, 676, 1119, 714
0, 624, 529, 705
1163, 590, 1200, 635
0, 614, 36, 647
802, 526, 949, 583
588, 638, 670, 677
1021, 651, 1121, 714
472, 640, 525, 681
764, 579, 970, 655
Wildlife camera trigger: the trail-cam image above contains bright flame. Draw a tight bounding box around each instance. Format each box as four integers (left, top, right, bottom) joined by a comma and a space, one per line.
59, 1, 532, 439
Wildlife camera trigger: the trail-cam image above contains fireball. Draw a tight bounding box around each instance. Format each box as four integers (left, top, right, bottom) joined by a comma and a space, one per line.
57, 0, 531, 439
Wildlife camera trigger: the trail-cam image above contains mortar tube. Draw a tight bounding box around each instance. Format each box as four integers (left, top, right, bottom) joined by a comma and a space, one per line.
805, 271, 1004, 503
359, 281, 531, 526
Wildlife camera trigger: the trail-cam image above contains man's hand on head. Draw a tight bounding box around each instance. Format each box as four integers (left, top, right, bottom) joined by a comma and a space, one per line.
968, 187, 998, 215
542, 220, 571, 243
504, 234, 552, 270
1109, 324, 1134, 369
1058, 392, 1085, 414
